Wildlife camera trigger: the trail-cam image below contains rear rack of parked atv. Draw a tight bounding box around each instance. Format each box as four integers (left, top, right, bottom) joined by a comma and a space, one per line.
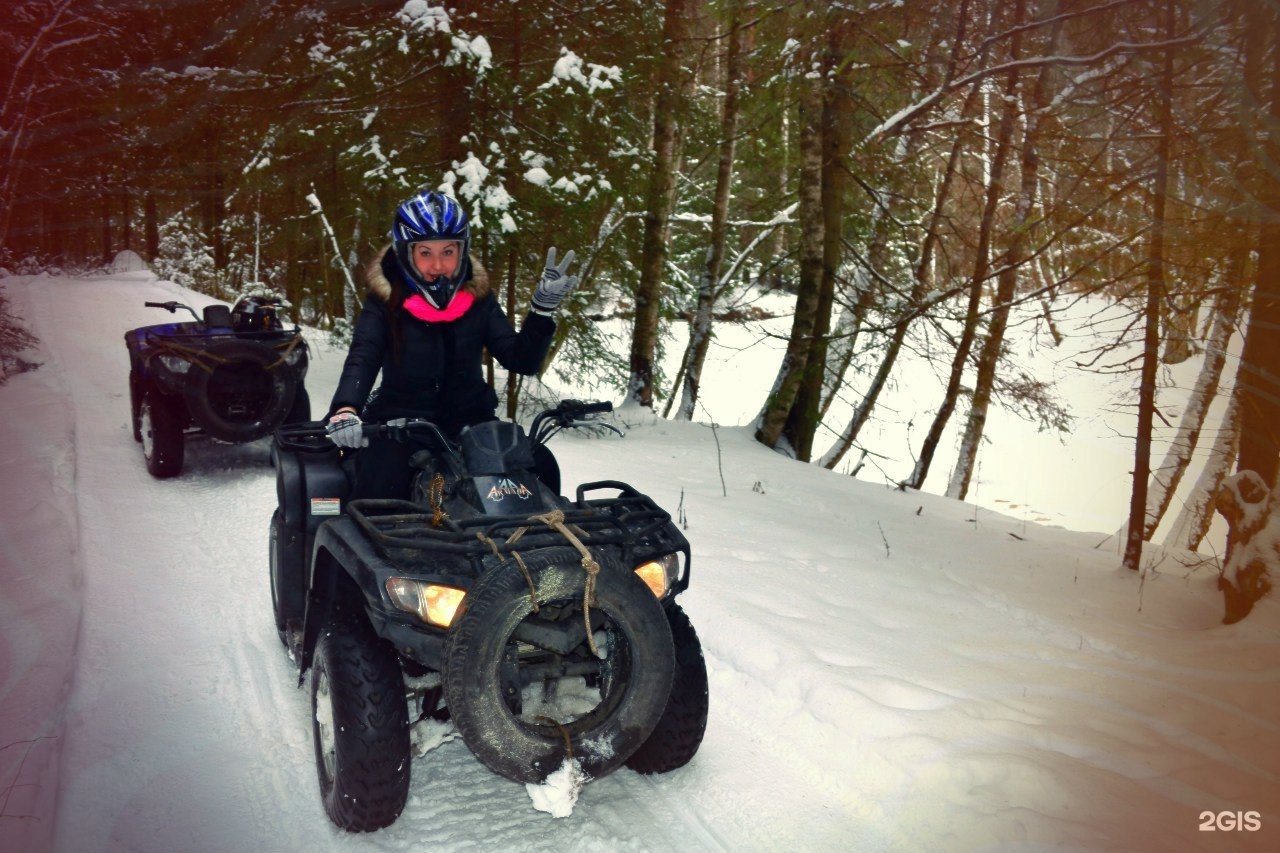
347, 482, 687, 567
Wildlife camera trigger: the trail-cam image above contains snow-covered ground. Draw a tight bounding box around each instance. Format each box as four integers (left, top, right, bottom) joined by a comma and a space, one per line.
1, 271, 1277, 852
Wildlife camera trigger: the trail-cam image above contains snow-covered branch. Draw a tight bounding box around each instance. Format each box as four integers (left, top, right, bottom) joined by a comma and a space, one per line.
868, 32, 1206, 142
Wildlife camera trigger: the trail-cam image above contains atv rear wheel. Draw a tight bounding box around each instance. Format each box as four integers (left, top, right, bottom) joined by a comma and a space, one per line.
311, 609, 410, 832
443, 547, 675, 784
624, 602, 709, 774
140, 392, 184, 478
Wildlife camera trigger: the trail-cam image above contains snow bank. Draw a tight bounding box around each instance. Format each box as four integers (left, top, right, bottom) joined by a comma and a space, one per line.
0, 278, 81, 853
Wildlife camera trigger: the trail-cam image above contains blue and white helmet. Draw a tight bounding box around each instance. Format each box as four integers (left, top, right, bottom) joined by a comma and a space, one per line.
391, 190, 472, 309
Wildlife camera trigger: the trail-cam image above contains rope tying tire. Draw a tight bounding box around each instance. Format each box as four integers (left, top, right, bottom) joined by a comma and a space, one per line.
474, 508, 603, 656
475, 532, 540, 614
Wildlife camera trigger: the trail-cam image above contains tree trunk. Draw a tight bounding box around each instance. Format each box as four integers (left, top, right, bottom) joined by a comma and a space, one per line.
1142, 255, 1244, 538
1236, 7, 1280, 486
1166, 384, 1240, 552
902, 26, 1022, 490
676, 4, 744, 421
784, 18, 849, 461
821, 81, 979, 471
145, 193, 159, 261
948, 0, 1057, 501
1214, 471, 1278, 623
819, 0, 977, 469
100, 183, 111, 264
628, 0, 698, 407
755, 38, 826, 451
505, 248, 520, 419
1123, 0, 1175, 572
121, 180, 132, 252
816, 276, 873, 423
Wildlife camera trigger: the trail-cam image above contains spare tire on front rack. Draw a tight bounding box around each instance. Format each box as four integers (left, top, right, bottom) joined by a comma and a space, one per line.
443, 546, 676, 784
182, 338, 301, 442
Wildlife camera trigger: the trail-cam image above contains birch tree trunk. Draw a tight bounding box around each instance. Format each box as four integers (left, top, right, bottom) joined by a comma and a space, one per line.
902, 19, 1022, 490
675, 4, 744, 421
948, 0, 1056, 501
1141, 256, 1244, 538
756, 35, 826, 451
628, 0, 698, 408
1166, 384, 1241, 552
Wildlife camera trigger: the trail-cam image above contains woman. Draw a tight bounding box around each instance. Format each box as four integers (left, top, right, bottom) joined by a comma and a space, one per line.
325, 190, 578, 499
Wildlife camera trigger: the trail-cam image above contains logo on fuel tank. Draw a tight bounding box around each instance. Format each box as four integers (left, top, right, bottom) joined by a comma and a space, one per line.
486, 477, 533, 501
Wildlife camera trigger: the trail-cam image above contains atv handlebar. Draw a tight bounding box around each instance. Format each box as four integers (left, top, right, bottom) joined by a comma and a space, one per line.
144, 300, 201, 323
574, 400, 614, 417
341, 400, 618, 456
361, 417, 452, 448
529, 399, 620, 446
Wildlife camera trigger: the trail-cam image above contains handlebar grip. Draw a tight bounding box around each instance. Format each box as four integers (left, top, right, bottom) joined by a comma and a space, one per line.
579, 400, 613, 415
144, 301, 165, 308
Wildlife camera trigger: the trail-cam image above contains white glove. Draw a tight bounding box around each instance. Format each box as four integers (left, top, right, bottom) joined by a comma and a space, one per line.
531, 247, 579, 314
325, 411, 367, 449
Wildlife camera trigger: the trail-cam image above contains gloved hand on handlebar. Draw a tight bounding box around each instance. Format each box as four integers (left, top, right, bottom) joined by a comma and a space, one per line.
325, 411, 367, 449
530, 247, 579, 315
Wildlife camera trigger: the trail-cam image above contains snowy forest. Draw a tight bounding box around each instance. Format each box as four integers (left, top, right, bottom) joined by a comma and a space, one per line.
2, 0, 1279, 621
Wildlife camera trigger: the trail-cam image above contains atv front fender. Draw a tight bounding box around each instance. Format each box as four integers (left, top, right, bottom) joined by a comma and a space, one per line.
299, 517, 454, 679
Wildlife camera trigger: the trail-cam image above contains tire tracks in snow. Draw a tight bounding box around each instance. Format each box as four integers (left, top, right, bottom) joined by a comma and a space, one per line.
33, 280, 320, 851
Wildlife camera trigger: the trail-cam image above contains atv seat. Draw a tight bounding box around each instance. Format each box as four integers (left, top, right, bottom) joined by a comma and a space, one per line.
203, 304, 234, 332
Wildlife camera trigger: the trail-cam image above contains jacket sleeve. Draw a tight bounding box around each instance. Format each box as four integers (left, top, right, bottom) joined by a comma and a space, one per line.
327, 295, 388, 417
483, 297, 556, 376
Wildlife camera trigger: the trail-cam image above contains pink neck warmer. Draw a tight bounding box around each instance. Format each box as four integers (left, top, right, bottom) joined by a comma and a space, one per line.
403, 290, 474, 323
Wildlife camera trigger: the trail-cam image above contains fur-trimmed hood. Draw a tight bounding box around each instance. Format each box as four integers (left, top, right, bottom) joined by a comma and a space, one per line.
366, 245, 491, 304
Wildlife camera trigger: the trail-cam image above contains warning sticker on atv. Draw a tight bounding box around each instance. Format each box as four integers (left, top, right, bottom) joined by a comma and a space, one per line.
475, 475, 537, 513
310, 497, 341, 516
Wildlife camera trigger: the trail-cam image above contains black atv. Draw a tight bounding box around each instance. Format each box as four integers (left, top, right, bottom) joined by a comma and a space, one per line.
270, 400, 709, 832
126, 296, 311, 478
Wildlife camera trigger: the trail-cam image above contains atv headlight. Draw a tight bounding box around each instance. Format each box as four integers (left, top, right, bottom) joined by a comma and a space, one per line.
386, 578, 465, 628
634, 553, 680, 599
158, 354, 190, 374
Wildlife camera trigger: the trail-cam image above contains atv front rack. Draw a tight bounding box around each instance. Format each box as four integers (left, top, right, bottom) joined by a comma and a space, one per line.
347, 480, 688, 571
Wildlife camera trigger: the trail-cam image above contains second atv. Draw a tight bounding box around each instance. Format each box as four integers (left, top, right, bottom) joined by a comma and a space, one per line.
126, 296, 311, 478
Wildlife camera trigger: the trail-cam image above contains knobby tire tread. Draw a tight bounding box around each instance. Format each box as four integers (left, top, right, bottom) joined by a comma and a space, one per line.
312, 610, 409, 831
624, 603, 709, 774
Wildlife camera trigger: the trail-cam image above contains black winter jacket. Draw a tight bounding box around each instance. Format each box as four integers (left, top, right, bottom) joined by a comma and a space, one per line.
328, 249, 555, 435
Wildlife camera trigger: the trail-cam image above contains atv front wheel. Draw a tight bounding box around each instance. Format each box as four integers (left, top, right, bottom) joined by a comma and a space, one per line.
443, 547, 675, 784
140, 392, 184, 478
624, 602, 709, 773
311, 609, 410, 831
